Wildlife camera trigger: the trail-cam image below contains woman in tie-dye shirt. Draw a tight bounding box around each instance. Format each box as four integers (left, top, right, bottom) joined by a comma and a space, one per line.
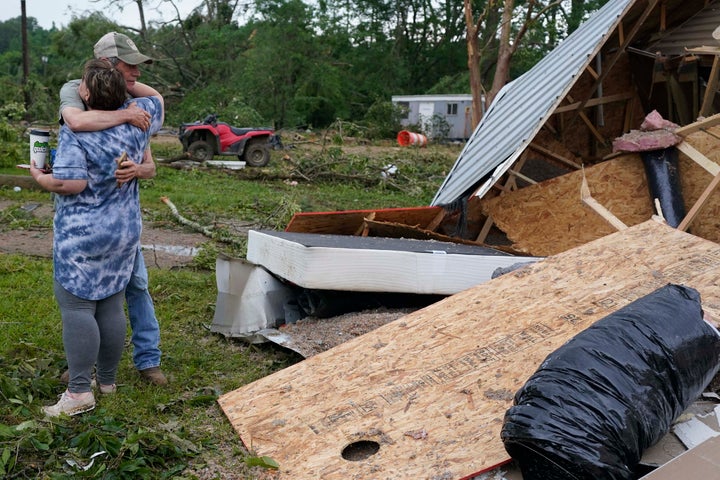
32, 59, 164, 417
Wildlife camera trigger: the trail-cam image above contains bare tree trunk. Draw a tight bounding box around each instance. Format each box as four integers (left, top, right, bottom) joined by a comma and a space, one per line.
464, 0, 484, 129
486, 0, 514, 108
21, 0, 31, 114
134, 0, 147, 38
466, 0, 560, 125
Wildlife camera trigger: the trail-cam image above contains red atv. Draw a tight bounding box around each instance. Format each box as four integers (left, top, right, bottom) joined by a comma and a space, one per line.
178, 113, 279, 167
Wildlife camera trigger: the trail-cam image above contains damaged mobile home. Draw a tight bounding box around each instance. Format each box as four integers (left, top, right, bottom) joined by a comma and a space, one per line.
214, 0, 720, 478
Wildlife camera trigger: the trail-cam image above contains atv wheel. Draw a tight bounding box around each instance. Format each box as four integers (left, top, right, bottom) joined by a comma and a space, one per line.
188, 140, 213, 162
243, 141, 270, 167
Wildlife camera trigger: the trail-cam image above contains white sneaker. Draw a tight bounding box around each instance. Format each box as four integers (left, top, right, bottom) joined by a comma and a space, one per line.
99, 384, 116, 395
43, 390, 95, 417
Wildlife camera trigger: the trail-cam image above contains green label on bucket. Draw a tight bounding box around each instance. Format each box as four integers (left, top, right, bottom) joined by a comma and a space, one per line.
32, 140, 49, 153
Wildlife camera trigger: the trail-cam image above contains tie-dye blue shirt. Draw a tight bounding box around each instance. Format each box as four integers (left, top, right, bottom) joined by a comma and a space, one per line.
52, 96, 162, 300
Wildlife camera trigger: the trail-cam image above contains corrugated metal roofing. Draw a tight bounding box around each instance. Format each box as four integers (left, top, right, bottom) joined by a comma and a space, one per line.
646, 2, 720, 56
431, 0, 634, 207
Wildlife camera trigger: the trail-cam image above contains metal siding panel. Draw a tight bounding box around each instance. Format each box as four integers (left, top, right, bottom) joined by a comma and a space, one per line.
431, 0, 634, 207
648, 3, 720, 55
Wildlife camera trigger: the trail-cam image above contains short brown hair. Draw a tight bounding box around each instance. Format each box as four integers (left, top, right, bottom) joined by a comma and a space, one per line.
82, 59, 127, 111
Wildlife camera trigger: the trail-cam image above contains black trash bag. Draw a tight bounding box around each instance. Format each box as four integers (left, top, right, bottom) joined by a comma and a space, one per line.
501, 283, 720, 480
641, 148, 686, 228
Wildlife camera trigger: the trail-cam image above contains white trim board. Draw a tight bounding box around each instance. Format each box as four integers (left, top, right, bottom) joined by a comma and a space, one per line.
246, 230, 541, 295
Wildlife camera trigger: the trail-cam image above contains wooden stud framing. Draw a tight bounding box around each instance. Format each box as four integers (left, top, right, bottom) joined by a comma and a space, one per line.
700, 55, 720, 118
677, 169, 720, 232
676, 142, 720, 176
425, 209, 446, 232
675, 112, 720, 136
580, 171, 628, 231
572, 0, 660, 120
585, 64, 600, 80
354, 212, 375, 236
660, 1, 667, 31
552, 92, 634, 114
624, 95, 637, 132
567, 94, 607, 145
528, 143, 582, 170
508, 169, 538, 186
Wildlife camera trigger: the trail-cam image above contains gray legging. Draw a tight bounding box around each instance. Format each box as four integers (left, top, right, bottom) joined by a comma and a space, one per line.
53, 280, 127, 393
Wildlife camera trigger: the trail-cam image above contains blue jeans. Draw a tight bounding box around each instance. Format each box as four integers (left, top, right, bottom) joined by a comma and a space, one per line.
126, 249, 162, 371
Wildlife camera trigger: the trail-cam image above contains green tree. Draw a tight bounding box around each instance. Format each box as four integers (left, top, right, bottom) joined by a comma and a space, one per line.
310, 0, 472, 124
238, 0, 341, 128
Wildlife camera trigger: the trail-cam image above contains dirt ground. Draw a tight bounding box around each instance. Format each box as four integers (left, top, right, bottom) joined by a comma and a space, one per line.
0, 198, 207, 269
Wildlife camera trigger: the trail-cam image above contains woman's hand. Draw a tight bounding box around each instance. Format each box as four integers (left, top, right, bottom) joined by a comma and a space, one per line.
29, 160, 49, 181
115, 156, 138, 186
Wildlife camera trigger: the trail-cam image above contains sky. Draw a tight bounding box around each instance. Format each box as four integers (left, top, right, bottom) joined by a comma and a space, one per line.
1, 0, 201, 30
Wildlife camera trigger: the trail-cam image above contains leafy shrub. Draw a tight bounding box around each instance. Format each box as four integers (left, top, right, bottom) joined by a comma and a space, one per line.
0, 102, 26, 122
169, 86, 267, 129
23, 78, 57, 123
0, 121, 25, 168
425, 114, 451, 142
362, 101, 405, 140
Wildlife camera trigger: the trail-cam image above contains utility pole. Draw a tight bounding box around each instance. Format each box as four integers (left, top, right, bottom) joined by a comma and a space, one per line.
21, 0, 31, 111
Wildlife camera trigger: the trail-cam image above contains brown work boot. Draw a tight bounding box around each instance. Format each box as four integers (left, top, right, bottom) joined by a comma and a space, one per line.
139, 367, 168, 386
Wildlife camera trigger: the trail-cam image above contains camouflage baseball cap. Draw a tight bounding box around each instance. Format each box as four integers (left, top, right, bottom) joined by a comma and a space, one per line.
94, 32, 153, 65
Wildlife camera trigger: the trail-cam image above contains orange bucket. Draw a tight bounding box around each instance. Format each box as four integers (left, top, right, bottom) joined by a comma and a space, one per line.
397, 130, 428, 147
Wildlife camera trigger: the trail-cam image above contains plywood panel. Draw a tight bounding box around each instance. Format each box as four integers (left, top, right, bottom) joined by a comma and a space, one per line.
481, 146, 720, 256
679, 128, 720, 243
481, 154, 653, 256
285, 206, 444, 235
219, 220, 720, 480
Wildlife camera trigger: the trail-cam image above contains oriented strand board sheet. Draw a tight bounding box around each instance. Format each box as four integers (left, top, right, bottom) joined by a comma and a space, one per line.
679, 129, 720, 244
246, 230, 539, 295
482, 137, 720, 256
481, 154, 653, 256
285, 206, 444, 235
219, 221, 720, 480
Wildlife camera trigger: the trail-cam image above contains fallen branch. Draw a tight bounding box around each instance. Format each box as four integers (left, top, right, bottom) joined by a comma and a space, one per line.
160, 196, 246, 248
282, 154, 311, 181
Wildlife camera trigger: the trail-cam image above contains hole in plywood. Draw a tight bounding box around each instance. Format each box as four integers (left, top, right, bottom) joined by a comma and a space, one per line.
341, 440, 380, 461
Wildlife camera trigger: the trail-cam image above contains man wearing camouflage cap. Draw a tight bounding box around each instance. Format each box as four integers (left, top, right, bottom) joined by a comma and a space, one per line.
58, 32, 167, 387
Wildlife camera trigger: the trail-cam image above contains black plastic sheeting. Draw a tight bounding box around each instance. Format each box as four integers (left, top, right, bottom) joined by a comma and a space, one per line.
641, 148, 686, 228
501, 284, 720, 480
